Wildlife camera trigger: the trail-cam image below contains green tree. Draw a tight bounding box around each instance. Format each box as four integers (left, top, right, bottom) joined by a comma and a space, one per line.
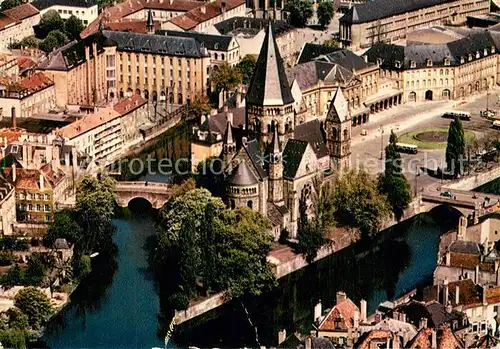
72, 255, 91, 280
445, 116, 466, 177
0, 329, 26, 349
24, 253, 55, 286
199, 202, 217, 292
5, 308, 29, 331
334, 169, 391, 238
210, 63, 242, 94
379, 130, 412, 220
44, 210, 81, 247
236, 54, 257, 85
1, 265, 25, 287
317, 1, 334, 28
285, 0, 314, 27
14, 287, 53, 331
189, 95, 212, 118
297, 197, 325, 263
323, 39, 339, 47
8, 36, 39, 50
39, 30, 67, 53
0, 0, 20, 11
40, 10, 65, 32
177, 216, 199, 297
65, 15, 84, 41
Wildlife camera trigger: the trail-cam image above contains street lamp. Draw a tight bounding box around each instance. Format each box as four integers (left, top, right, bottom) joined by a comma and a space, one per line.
379, 127, 385, 160
414, 165, 420, 197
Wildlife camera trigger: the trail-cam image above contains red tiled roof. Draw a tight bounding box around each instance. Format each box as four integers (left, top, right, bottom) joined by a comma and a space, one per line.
40, 163, 66, 187
318, 298, 360, 331
0, 13, 18, 31
113, 94, 147, 115
486, 286, 500, 304
17, 72, 54, 93
169, 0, 245, 30
16, 57, 36, 71
357, 330, 392, 349
105, 19, 161, 33
3, 3, 39, 21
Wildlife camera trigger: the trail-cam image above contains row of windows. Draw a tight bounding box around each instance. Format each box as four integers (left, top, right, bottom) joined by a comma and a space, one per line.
18, 203, 51, 212
17, 193, 51, 201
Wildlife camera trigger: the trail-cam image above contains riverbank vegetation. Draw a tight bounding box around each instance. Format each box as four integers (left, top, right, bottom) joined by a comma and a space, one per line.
154, 186, 276, 311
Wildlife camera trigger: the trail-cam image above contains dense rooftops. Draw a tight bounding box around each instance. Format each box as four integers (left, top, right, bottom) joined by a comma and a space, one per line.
214, 17, 294, 37
169, 0, 245, 30
0, 73, 54, 99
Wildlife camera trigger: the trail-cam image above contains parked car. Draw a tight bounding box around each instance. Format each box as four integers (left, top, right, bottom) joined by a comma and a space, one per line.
481, 109, 497, 118
440, 191, 453, 198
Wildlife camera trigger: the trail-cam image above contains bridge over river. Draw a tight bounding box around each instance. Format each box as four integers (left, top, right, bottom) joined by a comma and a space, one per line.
114, 181, 172, 209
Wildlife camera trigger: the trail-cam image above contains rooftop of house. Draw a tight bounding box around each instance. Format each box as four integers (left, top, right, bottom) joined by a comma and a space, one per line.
101, 30, 210, 57
0, 175, 13, 201
2, 165, 65, 191
296, 43, 341, 65
32, 0, 97, 10
2, 3, 39, 21
0, 13, 18, 32
213, 16, 294, 38
104, 18, 161, 34
113, 94, 147, 114
156, 29, 235, 51
169, 0, 245, 30
423, 279, 482, 309
406, 326, 464, 349
294, 119, 328, 159
287, 60, 356, 90
471, 333, 500, 348
0, 72, 54, 99
340, 0, 457, 25
392, 300, 460, 328
16, 57, 37, 72
356, 330, 393, 349
315, 49, 374, 72
317, 297, 360, 331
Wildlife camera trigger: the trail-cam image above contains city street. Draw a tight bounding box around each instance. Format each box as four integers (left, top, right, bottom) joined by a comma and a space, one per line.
351, 89, 500, 192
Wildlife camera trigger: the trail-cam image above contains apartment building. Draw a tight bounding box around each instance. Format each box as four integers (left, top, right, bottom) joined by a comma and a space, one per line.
209, 17, 296, 66
101, 30, 211, 104
0, 55, 19, 77
0, 3, 40, 52
165, 0, 246, 32
32, 0, 98, 26
55, 95, 148, 167
0, 73, 56, 119
339, 0, 490, 50
0, 177, 15, 235
365, 29, 500, 103
157, 30, 240, 67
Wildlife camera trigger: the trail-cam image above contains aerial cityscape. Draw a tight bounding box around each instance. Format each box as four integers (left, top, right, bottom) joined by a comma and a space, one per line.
0, 0, 499, 347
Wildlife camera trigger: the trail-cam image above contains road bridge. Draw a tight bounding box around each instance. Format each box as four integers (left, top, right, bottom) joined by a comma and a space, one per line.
114, 181, 172, 209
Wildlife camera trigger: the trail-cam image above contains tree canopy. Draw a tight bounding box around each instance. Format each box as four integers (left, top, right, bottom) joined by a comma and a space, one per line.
65, 15, 84, 41
188, 95, 212, 118
445, 116, 466, 177
40, 10, 65, 32
285, 0, 314, 27
39, 30, 68, 53
43, 210, 81, 247
0, 0, 20, 11
317, 1, 335, 28
14, 287, 53, 331
210, 63, 242, 93
236, 54, 257, 85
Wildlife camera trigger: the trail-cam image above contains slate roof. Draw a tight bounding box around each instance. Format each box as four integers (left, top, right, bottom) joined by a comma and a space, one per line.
32, 0, 97, 10
169, 0, 245, 30
283, 139, 308, 179
101, 30, 209, 57
449, 240, 481, 254
246, 23, 294, 107
227, 160, 258, 186
243, 138, 267, 179
157, 30, 234, 51
214, 17, 294, 38
366, 30, 500, 70
294, 120, 327, 159
287, 61, 356, 89
315, 49, 374, 72
297, 43, 341, 64
340, 0, 456, 24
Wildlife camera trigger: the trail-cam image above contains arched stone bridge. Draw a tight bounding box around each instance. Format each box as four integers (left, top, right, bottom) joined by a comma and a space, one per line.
114, 181, 172, 209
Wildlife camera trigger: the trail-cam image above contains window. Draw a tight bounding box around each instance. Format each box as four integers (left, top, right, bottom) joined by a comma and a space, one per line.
395, 61, 401, 68
410, 61, 416, 68
444, 58, 450, 66
427, 59, 432, 67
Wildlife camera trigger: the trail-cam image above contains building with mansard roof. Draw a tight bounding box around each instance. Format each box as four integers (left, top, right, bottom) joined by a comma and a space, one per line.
192, 22, 352, 238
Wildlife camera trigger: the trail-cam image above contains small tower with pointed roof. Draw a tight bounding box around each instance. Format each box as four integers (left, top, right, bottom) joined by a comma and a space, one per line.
268, 124, 283, 203
325, 88, 351, 175
222, 120, 236, 164
225, 159, 260, 211
245, 22, 294, 144
146, 9, 154, 34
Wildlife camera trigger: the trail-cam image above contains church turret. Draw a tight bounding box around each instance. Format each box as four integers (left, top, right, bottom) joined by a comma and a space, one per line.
223, 120, 235, 164
269, 124, 283, 203
325, 88, 351, 175
146, 9, 154, 34
245, 22, 294, 143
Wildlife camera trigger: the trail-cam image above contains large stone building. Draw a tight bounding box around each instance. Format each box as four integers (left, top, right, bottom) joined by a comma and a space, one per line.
32, 0, 98, 26
339, 0, 490, 50
365, 29, 500, 103
37, 30, 211, 106
192, 24, 352, 238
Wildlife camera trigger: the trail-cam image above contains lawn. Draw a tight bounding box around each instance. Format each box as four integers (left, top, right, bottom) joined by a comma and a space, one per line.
398, 127, 476, 150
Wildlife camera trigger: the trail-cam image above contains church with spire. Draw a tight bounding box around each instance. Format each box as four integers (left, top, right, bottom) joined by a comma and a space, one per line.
191, 22, 352, 239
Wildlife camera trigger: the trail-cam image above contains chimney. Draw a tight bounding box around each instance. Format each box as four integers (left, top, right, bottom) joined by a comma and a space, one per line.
458, 216, 467, 240
236, 89, 242, 107
455, 284, 460, 305
431, 329, 437, 348
443, 278, 449, 306
223, 105, 229, 112
39, 173, 44, 191
419, 317, 428, 329
437, 283, 441, 303
374, 312, 382, 323
483, 285, 487, 305
475, 264, 480, 284
11, 106, 16, 129
360, 299, 367, 322
336, 291, 347, 305
227, 112, 233, 125
314, 300, 322, 322
353, 310, 359, 329
277, 329, 286, 345
200, 5, 206, 13
11, 164, 16, 182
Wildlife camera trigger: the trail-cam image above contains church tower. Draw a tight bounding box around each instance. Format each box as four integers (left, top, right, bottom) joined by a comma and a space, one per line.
245, 22, 294, 144
325, 88, 351, 175
268, 125, 283, 203
222, 120, 236, 165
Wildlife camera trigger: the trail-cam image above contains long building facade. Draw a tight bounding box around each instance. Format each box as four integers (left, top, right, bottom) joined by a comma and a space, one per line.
339, 0, 490, 50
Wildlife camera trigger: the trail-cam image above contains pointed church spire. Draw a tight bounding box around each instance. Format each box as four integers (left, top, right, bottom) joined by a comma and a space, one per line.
326, 88, 350, 123
146, 9, 154, 34
224, 120, 234, 145
271, 124, 280, 154
245, 22, 293, 107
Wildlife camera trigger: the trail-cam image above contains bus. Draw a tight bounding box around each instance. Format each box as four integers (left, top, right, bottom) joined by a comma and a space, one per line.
395, 143, 418, 154
493, 120, 500, 129
442, 111, 471, 121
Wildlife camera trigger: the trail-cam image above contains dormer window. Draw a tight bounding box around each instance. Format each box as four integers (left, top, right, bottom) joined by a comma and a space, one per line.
460, 57, 465, 64
444, 58, 450, 66
395, 60, 401, 68
484, 48, 488, 56
410, 61, 416, 68
476, 51, 480, 59
427, 59, 432, 67
468, 54, 472, 61
376, 58, 382, 65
